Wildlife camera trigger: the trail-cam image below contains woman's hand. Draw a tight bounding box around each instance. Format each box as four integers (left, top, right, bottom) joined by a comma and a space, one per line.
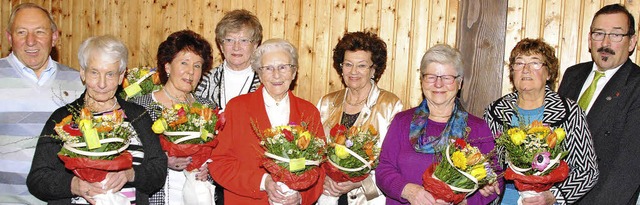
71, 176, 104, 204
323, 176, 361, 196
168, 155, 192, 171
103, 168, 135, 192
195, 164, 209, 181
479, 182, 500, 197
265, 175, 301, 205
401, 183, 450, 205
521, 191, 555, 205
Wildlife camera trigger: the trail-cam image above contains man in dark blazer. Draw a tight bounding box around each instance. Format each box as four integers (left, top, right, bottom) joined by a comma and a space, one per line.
557, 4, 639, 205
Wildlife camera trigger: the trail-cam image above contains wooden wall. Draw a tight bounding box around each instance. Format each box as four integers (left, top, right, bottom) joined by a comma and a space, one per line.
1, 0, 639, 115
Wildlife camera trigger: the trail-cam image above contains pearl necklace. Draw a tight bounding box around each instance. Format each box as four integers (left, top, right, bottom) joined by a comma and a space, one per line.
163, 88, 194, 104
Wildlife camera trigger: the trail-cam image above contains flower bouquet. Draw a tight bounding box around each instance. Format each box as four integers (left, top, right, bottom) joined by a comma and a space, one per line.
120, 66, 161, 100
53, 107, 134, 205
318, 124, 379, 204
152, 102, 223, 205
421, 138, 497, 204
497, 120, 569, 204
256, 122, 325, 204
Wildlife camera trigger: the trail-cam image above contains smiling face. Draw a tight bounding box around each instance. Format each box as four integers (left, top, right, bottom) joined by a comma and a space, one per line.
81, 55, 124, 103
342, 50, 375, 91
6, 7, 58, 73
164, 50, 204, 94
257, 49, 296, 101
589, 13, 638, 71
511, 54, 549, 94
421, 62, 460, 107
220, 27, 258, 70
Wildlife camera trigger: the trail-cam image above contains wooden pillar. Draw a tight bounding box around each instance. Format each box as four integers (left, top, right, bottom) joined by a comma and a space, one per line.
456, 0, 508, 116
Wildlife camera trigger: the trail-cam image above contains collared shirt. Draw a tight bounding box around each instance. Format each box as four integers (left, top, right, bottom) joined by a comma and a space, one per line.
263, 88, 291, 127
8, 53, 56, 86
578, 63, 622, 114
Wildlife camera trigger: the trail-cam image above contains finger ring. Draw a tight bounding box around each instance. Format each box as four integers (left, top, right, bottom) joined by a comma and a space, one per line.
85, 190, 90, 196
175, 165, 179, 168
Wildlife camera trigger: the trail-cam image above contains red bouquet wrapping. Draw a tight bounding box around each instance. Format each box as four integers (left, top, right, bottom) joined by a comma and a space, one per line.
59, 152, 133, 183
263, 159, 322, 190
505, 161, 569, 192
422, 163, 466, 204
159, 136, 219, 171
321, 163, 368, 183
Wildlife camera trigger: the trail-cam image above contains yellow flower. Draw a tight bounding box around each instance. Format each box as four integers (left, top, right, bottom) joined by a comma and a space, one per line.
335, 144, 350, 159
173, 104, 185, 110
152, 118, 167, 134
470, 165, 487, 181
508, 128, 526, 146
139, 68, 149, 77
554, 128, 566, 143
300, 131, 311, 140
451, 151, 467, 170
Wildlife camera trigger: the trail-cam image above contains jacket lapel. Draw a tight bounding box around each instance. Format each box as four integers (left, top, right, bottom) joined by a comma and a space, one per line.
587, 59, 634, 131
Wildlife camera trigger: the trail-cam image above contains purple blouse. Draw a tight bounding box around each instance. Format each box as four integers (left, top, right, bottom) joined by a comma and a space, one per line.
376, 107, 501, 205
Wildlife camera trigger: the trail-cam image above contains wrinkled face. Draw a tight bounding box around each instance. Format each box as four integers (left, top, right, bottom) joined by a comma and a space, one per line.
421, 62, 460, 107
257, 50, 296, 101
165, 51, 203, 93
6, 7, 59, 72
220, 27, 258, 70
589, 13, 638, 71
511, 54, 549, 94
342, 50, 375, 90
81, 55, 124, 103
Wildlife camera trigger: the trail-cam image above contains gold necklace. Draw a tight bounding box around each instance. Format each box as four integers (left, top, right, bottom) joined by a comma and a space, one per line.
345, 94, 367, 106
163, 88, 193, 104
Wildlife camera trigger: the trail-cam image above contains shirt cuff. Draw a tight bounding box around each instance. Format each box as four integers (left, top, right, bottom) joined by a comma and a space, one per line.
260, 173, 269, 191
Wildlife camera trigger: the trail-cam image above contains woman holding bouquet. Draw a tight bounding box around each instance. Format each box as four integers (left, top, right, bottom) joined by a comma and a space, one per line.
483, 38, 599, 205
27, 35, 167, 204
209, 38, 325, 205
376, 44, 500, 205
130, 30, 216, 204
316, 31, 403, 204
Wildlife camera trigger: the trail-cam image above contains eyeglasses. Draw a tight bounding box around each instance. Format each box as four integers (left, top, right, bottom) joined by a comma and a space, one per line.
511, 61, 546, 71
421, 74, 460, 85
221, 38, 253, 46
340, 62, 374, 71
259, 64, 297, 74
590, 31, 631, 42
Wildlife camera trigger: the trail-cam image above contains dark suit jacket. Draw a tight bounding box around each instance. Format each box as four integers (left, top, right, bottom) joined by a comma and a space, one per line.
558, 59, 640, 205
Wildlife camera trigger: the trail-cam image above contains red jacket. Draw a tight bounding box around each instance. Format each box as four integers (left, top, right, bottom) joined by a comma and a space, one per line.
209, 86, 326, 204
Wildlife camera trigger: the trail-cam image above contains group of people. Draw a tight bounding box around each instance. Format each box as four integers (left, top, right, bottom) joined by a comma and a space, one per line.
0, 2, 637, 205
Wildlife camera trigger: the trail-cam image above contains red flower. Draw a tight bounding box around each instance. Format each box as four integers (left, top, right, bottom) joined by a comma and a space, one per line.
283, 129, 294, 142
177, 107, 186, 117
454, 138, 467, 149
330, 124, 347, 137
215, 111, 225, 131
62, 123, 82, 136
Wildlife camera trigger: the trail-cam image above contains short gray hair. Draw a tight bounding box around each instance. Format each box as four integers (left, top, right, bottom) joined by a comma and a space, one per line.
420, 44, 464, 80
78, 35, 129, 73
250, 38, 298, 73
7, 3, 57, 33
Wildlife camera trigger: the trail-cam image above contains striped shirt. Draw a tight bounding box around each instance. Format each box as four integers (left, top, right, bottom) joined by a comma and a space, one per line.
0, 53, 84, 204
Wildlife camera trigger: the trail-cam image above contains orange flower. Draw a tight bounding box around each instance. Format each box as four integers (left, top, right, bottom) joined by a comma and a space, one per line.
201, 107, 213, 121
80, 107, 92, 120
190, 106, 202, 114
296, 135, 310, 150
263, 128, 277, 138
334, 134, 346, 145
122, 78, 130, 88
466, 152, 483, 166
363, 141, 375, 161
169, 115, 188, 128
96, 126, 113, 133
348, 126, 359, 136
57, 115, 74, 127
367, 124, 378, 136
151, 72, 161, 84
547, 131, 557, 149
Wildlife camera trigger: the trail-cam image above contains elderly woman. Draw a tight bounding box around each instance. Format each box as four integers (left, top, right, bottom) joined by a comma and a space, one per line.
483, 38, 598, 205
26, 35, 167, 204
196, 9, 263, 110
130, 30, 214, 205
316, 31, 403, 204
208, 39, 325, 205
376, 44, 500, 205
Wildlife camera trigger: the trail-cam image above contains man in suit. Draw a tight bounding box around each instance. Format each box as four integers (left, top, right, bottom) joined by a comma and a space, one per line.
557, 4, 639, 205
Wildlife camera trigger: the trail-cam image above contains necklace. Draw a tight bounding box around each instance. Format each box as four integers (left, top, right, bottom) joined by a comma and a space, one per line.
345, 94, 367, 106
222, 74, 251, 106
163, 88, 193, 104
88, 98, 118, 114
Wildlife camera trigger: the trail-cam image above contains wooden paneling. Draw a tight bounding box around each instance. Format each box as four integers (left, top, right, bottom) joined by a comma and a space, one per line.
1, 0, 639, 115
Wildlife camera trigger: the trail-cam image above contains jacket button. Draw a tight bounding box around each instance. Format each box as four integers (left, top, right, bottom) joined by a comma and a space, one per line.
604, 131, 611, 136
